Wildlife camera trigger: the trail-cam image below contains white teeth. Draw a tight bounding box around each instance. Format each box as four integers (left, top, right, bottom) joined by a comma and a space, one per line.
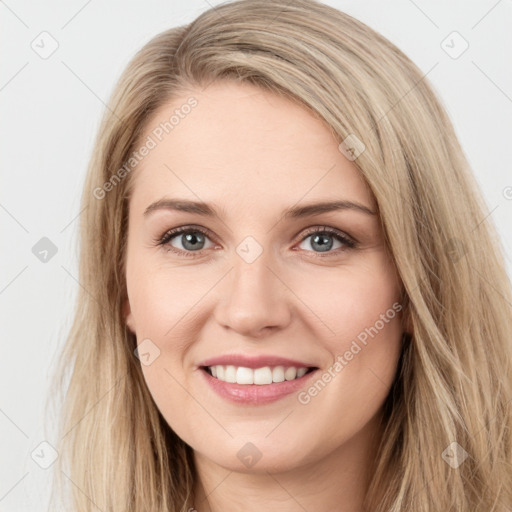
254, 367, 272, 385
208, 365, 310, 384
236, 366, 253, 384
284, 367, 297, 380
272, 366, 285, 383
224, 365, 236, 383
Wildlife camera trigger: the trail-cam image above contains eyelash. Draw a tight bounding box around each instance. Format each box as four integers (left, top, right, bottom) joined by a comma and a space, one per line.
155, 224, 357, 259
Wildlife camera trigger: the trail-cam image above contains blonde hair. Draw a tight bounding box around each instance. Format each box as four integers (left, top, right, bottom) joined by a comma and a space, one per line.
48, 0, 512, 510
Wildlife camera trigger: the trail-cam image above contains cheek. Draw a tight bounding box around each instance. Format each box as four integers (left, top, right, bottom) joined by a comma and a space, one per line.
290, 257, 403, 406
126, 262, 215, 408
290, 259, 403, 434
126, 259, 208, 341
295, 256, 402, 346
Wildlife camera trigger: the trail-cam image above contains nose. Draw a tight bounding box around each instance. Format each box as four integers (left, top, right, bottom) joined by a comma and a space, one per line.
213, 247, 292, 338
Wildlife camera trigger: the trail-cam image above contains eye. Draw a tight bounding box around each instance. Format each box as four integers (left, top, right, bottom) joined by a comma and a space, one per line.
157, 225, 216, 257
297, 226, 356, 256
156, 225, 357, 258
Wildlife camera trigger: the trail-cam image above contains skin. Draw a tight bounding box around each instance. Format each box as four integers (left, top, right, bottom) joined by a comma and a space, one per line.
124, 80, 404, 512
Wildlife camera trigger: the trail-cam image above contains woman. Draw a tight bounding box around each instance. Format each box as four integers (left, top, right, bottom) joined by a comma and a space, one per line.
49, 0, 512, 510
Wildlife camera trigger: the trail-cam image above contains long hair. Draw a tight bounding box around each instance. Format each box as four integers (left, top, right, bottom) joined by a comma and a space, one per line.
48, 1, 512, 510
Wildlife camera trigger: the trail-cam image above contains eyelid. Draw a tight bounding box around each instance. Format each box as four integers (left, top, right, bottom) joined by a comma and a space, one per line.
298, 225, 356, 245
156, 224, 216, 244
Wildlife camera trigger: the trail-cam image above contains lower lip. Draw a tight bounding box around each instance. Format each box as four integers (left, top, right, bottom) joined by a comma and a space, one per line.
200, 368, 318, 405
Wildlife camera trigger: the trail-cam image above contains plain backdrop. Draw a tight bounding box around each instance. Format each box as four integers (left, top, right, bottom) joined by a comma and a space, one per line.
1, 0, 511, 510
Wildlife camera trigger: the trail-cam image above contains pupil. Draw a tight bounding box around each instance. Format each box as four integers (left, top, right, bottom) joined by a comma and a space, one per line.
183, 232, 204, 250
312, 234, 333, 252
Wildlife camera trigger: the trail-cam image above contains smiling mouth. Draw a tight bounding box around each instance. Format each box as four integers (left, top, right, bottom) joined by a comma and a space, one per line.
201, 365, 317, 385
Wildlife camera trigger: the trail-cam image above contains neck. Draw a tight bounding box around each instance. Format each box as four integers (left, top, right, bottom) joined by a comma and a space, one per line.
191, 411, 384, 512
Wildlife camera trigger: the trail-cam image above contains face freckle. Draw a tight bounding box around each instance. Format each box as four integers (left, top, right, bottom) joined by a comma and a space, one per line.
123, 80, 403, 478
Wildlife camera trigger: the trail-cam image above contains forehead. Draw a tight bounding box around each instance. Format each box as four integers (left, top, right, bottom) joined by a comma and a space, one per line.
129, 81, 374, 214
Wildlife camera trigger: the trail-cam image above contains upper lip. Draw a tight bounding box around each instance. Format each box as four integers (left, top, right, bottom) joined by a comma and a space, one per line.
198, 354, 318, 369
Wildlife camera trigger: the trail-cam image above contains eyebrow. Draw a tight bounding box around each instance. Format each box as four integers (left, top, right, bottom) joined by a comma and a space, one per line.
143, 198, 377, 219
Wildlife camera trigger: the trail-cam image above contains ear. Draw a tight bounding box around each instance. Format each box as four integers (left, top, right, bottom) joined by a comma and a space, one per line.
123, 298, 136, 334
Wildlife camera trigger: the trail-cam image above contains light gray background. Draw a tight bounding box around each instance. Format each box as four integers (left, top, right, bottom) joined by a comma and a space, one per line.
1, 1, 511, 510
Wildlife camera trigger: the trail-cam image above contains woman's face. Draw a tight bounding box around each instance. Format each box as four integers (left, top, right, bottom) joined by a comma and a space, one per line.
124, 80, 403, 473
